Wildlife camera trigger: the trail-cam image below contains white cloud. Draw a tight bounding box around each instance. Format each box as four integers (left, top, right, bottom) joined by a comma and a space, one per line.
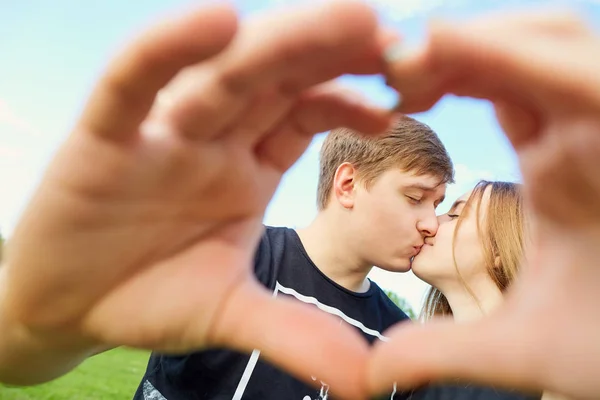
0, 100, 42, 139
365, 0, 467, 20
0, 99, 46, 236
260, 0, 468, 20
0, 145, 40, 237
256, 0, 600, 23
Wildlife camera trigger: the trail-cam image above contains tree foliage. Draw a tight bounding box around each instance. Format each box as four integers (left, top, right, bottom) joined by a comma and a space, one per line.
384, 289, 417, 320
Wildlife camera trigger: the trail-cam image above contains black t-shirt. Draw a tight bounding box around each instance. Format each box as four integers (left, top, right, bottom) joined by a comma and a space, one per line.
132, 226, 410, 400
402, 384, 542, 400
131, 226, 541, 400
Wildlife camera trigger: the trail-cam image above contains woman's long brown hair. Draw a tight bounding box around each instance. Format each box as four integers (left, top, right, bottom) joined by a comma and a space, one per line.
420, 180, 526, 320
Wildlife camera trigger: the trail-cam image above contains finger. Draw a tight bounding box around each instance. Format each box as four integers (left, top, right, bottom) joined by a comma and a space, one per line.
219, 27, 402, 146
378, 26, 403, 49
493, 99, 541, 150
213, 280, 371, 400
78, 4, 238, 141
225, 81, 392, 150
163, 0, 384, 141
424, 16, 600, 109
217, 0, 380, 94
255, 84, 394, 171
279, 25, 402, 94
384, 11, 600, 118
367, 316, 544, 398
519, 119, 600, 228
221, 91, 295, 147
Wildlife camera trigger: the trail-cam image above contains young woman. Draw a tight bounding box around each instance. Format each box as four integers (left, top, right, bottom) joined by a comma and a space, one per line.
415, 180, 524, 323
405, 180, 565, 399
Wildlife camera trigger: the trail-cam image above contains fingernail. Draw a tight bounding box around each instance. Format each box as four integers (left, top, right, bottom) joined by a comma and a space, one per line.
383, 43, 420, 64
383, 42, 404, 63
140, 121, 177, 140
156, 89, 174, 107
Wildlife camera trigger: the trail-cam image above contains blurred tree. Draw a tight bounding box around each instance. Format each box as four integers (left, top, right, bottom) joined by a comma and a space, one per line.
384, 289, 417, 320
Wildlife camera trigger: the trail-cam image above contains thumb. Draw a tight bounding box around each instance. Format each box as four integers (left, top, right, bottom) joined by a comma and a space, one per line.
493, 98, 541, 152
367, 315, 543, 397
212, 279, 370, 400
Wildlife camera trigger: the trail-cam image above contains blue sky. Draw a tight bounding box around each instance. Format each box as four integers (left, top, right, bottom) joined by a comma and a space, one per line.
1, 0, 599, 310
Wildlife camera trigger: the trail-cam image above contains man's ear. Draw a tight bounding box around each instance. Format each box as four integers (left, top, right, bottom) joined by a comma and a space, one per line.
333, 162, 358, 209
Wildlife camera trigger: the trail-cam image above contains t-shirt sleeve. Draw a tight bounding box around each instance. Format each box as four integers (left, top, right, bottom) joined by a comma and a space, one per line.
252, 226, 277, 290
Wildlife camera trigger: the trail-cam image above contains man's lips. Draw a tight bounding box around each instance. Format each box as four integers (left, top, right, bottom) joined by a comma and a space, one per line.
411, 246, 423, 256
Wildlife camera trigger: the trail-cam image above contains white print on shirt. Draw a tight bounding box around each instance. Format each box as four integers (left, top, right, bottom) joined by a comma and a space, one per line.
302, 376, 330, 400
231, 282, 394, 400
143, 380, 167, 400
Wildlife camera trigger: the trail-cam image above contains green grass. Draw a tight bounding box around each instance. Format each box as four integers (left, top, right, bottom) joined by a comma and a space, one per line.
0, 348, 150, 400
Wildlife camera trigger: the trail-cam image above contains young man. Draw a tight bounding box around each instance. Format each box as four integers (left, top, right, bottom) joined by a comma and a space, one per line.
134, 115, 453, 400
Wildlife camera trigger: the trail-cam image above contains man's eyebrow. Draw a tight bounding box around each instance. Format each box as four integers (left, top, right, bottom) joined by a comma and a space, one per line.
404, 183, 441, 192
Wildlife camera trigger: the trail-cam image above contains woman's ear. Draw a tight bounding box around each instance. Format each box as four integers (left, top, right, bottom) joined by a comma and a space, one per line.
494, 255, 502, 269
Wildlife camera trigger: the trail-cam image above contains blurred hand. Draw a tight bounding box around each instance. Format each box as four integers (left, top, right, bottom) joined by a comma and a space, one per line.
1, 2, 395, 398
371, 9, 600, 400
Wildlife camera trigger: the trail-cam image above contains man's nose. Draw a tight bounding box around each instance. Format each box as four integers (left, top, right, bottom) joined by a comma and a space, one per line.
417, 212, 439, 237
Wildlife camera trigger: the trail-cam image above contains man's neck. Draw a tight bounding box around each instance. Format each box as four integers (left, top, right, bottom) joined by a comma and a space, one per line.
440, 278, 504, 323
296, 214, 372, 293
